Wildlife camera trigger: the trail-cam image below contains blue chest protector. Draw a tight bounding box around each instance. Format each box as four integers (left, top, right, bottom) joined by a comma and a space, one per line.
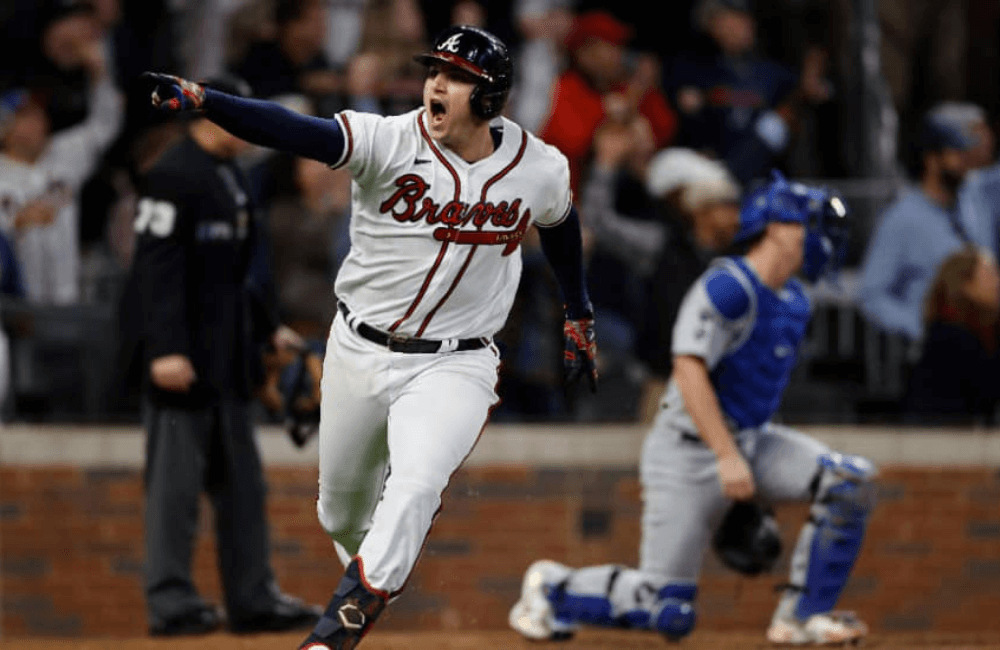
708, 257, 811, 428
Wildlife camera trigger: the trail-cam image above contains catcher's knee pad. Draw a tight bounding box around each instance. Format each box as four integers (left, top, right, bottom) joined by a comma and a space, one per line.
793, 452, 877, 619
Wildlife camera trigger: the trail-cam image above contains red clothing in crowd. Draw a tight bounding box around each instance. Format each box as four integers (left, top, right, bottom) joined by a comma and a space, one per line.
539, 68, 677, 192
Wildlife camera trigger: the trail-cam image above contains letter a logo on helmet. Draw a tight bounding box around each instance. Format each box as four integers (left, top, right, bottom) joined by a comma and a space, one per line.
415, 25, 513, 120
439, 34, 463, 53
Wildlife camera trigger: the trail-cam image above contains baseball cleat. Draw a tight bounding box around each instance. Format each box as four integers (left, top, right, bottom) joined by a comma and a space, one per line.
766, 611, 868, 646
298, 559, 387, 650
508, 560, 575, 641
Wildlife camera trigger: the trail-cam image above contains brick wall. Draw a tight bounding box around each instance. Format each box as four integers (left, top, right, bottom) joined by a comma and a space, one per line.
1, 465, 999, 637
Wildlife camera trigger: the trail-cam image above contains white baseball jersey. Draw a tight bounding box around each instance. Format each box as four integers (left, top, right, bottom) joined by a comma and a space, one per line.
0, 67, 122, 304
329, 108, 572, 340
0, 155, 77, 304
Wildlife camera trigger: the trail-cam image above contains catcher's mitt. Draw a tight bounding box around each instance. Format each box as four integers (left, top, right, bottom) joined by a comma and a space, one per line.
258, 345, 323, 448
712, 501, 782, 576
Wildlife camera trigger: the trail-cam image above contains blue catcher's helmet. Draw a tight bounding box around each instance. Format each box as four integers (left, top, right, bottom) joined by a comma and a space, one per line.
734, 170, 850, 282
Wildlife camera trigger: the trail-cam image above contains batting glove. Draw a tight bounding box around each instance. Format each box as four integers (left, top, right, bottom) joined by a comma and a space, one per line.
563, 309, 598, 393
141, 72, 206, 112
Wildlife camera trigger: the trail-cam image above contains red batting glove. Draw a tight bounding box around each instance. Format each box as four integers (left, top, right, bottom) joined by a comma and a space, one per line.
563, 310, 598, 393
142, 72, 206, 112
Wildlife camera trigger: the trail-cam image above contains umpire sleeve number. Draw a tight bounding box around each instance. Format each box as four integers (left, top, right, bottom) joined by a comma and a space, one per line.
135, 198, 177, 237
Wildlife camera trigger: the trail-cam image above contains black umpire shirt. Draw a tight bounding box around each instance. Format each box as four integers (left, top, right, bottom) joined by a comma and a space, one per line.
131, 134, 278, 409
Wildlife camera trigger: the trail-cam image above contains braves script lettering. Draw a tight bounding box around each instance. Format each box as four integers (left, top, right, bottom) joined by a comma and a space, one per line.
378, 174, 531, 255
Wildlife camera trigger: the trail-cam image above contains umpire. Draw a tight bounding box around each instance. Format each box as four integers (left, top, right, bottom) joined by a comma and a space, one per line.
127, 75, 319, 637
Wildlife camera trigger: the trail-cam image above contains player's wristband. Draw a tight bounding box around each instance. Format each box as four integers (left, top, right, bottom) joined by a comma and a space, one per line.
565, 301, 594, 321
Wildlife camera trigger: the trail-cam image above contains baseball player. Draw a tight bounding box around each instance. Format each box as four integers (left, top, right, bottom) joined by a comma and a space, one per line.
510, 172, 877, 646
143, 24, 598, 650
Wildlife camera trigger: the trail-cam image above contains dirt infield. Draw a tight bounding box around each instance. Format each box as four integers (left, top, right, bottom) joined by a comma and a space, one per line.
5, 629, 1000, 650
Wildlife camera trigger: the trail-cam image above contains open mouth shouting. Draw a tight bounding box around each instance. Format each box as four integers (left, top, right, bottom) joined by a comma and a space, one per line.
428, 98, 448, 127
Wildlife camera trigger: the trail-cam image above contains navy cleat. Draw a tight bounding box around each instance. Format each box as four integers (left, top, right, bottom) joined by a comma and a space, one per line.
299, 559, 387, 650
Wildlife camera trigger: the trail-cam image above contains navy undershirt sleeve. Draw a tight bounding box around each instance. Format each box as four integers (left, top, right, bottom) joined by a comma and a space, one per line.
203, 89, 346, 165
537, 206, 592, 319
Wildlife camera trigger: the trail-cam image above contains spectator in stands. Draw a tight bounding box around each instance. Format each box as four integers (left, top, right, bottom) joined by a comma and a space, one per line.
664, 0, 832, 184
955, 102, 1000, 259
0, 93, 30, 299
580, 115, 663, 280
634, 148, 741, 422
538, 9, 677, 192
902, 245, 1000, 425
0, 48, 122, 305
231, 0, 340, 109
177, 0, 254, 81
879, 0, 968, 126
25, 0, 113, 134
858, 104, 979, 342
320, 0, 369, 74
509, 0, 574, 133
752, 0, 854, 177
352, 0, 428, 116
419, 0, 517, 53
576, 112, 662, 418
0, 225, 27, 419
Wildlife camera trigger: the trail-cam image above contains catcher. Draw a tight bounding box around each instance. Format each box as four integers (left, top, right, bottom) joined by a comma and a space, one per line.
510, 172, 877, 646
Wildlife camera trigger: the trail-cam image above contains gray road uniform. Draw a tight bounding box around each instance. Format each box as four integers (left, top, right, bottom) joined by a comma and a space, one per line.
511, 178, 876, 642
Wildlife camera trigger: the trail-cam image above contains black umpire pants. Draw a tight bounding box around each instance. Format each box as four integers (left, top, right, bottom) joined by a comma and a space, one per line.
143, 398, 279, 625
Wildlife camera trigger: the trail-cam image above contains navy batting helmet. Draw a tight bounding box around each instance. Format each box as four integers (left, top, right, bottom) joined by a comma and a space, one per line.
414, 25, 513, 120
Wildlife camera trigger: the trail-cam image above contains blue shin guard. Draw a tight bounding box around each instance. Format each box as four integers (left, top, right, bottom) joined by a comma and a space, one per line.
546, 566, 697, 639
791, 453, 877, 619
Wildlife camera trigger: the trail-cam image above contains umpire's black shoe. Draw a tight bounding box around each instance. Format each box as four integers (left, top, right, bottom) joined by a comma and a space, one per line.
230, 593, 322, 634
149, 605, 222, 637
299, 559, 387, 650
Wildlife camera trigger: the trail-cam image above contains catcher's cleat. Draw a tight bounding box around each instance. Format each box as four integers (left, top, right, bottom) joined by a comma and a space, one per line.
766, 611, 868, 646
298, 559, 387, 650
508, 560, 576, 641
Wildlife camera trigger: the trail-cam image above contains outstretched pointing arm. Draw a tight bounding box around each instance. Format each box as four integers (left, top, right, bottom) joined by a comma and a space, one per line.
142, 72, 346, 166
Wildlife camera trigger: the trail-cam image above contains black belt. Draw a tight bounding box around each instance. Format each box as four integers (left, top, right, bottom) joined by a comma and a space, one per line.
338, 302, 490, 354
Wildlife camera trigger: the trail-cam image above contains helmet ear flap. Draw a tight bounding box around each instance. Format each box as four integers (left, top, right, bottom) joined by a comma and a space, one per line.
471, 84, 503, 120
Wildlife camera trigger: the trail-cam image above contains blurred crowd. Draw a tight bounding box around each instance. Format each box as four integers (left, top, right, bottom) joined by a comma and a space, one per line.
3, 0, 1000, 426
